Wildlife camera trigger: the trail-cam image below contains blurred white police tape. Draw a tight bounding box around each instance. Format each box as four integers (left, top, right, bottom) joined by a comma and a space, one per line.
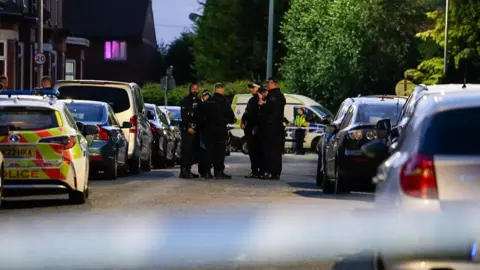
0, 204, 479, 269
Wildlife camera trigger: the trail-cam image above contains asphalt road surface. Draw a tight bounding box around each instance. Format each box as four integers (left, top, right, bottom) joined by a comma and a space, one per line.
0, 153, 377, 270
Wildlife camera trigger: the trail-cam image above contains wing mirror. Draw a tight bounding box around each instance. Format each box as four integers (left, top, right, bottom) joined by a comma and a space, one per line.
146, 111, 155, 120
361, 140, 390, 160
322, 118, 332, 125
0, 125, 9, 136
121, 121, 132, 129
83, 124, 99, 136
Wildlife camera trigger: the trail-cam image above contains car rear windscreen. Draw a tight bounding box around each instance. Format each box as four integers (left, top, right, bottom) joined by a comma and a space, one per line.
421, 107, 480, 155
356, 103, 404, 124
169, 108, 181, 120
57, 86, 130, 113
66, 103, 107, 123
0, 107, 58, 130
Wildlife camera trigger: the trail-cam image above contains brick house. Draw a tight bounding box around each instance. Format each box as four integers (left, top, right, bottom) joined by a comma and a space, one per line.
0, 0, 89, 89
63, 0, 160, 86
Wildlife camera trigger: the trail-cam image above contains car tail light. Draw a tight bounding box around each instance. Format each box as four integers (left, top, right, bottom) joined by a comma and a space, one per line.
400, 153, 438, 199
151, 125, 157, 133
94, 125, 109, 141
129, 115, 137, 133
39, 136, 76, 149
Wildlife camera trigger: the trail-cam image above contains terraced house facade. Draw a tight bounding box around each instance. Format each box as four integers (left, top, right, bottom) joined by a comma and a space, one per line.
0, 0, 89, 89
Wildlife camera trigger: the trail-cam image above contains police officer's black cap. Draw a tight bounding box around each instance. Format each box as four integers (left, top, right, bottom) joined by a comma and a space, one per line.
257, 87, 267, 93
202, 90, 211, 96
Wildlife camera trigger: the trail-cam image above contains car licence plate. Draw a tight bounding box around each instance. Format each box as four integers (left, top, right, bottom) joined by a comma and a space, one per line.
0, 145, 36, 158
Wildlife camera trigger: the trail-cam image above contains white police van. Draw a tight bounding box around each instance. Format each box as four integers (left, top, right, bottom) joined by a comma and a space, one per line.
230, 94, 333, 154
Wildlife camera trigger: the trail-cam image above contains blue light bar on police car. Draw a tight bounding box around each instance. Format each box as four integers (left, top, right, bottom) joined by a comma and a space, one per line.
0, 89, 60, 96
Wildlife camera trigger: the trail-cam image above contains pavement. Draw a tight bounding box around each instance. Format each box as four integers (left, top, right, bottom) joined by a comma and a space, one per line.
0, 152, 377, 270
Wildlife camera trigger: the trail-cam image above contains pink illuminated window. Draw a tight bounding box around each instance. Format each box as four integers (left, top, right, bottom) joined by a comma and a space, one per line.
104, 41, 127, 60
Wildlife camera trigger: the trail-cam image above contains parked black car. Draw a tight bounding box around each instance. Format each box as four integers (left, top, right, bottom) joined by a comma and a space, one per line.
159, 107, 181, 164
62, 100, 131, 179
145, 104, 176, 168
317, 96, 406, 194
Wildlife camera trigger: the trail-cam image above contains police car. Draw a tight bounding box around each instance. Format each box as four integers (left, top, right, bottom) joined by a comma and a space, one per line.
0, 90, 98, 204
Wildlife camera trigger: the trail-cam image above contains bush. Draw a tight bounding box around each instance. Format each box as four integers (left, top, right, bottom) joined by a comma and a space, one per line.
142, 80, 292, 106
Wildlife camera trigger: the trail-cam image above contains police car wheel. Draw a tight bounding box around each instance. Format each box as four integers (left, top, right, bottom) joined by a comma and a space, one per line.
129, 155, 141, 174
141, 150, 152, 171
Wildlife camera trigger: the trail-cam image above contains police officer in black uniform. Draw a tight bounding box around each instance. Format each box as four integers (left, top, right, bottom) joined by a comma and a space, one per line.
198, 90, 212, 177
242, 82, 264, 178
259, 77, 286, 180
197, 83, 235, 179
179, 82, 201, 179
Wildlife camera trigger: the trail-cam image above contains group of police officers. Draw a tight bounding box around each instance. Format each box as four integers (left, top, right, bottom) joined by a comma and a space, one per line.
179, 78, 286, 180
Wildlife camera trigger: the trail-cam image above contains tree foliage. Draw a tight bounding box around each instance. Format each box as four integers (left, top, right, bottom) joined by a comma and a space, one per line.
281, 0, 429, 109
412, 0, 480, 84
194, 0, 290, 82
164, 32, 197, 85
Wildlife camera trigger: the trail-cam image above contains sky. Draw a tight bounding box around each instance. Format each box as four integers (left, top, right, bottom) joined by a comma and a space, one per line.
152, 0, 201, 44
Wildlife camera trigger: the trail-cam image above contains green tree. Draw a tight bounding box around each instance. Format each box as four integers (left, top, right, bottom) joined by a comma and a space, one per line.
164, 32, 197, 85
281, 0, 430, 109
412, 0, 480, 84
194, 0, 290, 82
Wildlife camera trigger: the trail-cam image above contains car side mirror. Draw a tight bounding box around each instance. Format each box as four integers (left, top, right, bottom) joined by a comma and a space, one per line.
325, 124, 337, 133
83, 124, 98, 136
322, 118, 332, 125
361, 140, 390, 160
0, 125, 9, 136
146, 111, 155, 120
376, 119, 391, 131
76, 121, 85, 131
121, 121, 132, 129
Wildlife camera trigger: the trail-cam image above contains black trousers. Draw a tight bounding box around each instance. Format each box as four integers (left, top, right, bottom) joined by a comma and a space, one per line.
246, 130, 263, 174
204, 132, 226, 173
197, 136, 210, 175
263, 131, 285, 176
180, 131, 196, 169
295, 129, 306, 154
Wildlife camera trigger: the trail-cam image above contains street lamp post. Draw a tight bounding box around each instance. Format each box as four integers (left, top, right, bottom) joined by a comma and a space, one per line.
266, 0, 274, 79
443, 0, 449, 78
37, 0, 44, 86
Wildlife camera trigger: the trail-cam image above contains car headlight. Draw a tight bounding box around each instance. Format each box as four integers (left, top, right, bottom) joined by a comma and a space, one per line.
365, 131, 376, 140
348, 130, 363, 140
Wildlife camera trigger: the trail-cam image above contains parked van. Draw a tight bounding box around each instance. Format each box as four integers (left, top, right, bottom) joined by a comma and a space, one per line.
54, 80, 153, 174
230, 94, 333, 153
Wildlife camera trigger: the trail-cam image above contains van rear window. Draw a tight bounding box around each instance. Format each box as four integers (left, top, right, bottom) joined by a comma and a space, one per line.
57, 86, 130, 113
0, 107, 58, 130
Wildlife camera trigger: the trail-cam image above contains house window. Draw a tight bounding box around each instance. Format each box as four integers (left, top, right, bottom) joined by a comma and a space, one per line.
17, 42, 24, 89
65, 59, 76, 80
0, 40, 6, 77
104, 41, 127, 60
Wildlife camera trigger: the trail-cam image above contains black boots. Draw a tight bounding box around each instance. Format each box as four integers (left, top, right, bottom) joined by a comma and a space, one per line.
214, 171, 232, 179
179, 167, 200, 179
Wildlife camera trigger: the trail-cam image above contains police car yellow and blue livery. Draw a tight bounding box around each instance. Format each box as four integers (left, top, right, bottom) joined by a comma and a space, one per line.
0, 90, 98, 204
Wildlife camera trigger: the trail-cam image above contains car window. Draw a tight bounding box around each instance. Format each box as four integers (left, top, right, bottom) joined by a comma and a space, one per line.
66, 103, 107, 123
420, 107, 480, 155
63, 106, 80, 130
311, 105, 333, 119
57, 86, 130, 113
334, 100, 349, 121
297, 107, 322, 124
355, 103, 404, 125
339, 106, 354, 129
156, 107, 169, 126
108, 106, 120, 126
0, 107, 58, 130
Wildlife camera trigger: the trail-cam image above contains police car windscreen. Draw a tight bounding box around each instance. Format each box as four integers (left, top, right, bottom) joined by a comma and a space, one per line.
0, 107, 58, 130
356, 103, 403, 125
169, 108, 181, 120
66, 103, 107, 123
57, 86, 130, 113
